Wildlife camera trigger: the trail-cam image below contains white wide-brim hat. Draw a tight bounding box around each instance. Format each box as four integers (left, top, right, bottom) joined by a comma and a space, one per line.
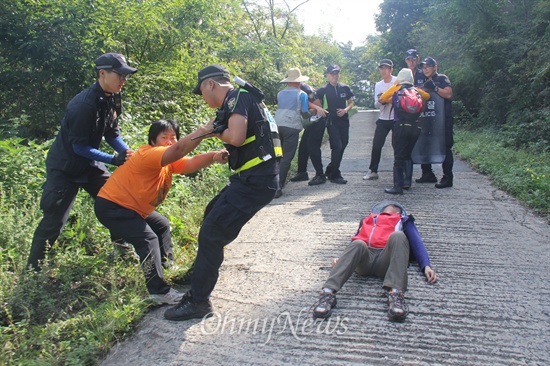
280, 68, 309, 83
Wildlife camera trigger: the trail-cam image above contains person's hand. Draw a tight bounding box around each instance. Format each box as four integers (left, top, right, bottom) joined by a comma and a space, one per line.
125, 148, 134, 160
423, 79, 436, 91
111, 150, 127, 166
424, 265, 437, 283
331, 258, 339, 267
315, 106, 327, 118
213, 149, 229, 164
336, 108, 347, 117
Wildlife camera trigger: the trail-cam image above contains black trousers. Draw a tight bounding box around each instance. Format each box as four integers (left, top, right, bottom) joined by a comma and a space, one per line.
369, 119, 394, 172
27, 167, 110, 269
296, 119, 326, 176
326, 118, 350, 179
190, 174, 277, 302
94, 197, 172, 295
392, 122, 422, 168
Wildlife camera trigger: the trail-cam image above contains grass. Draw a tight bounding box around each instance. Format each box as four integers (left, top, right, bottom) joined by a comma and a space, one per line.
454, 128, 550, 221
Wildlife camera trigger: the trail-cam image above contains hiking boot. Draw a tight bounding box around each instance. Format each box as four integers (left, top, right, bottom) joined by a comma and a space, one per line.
363, 171, 378, 180
290, 172, 309, 182
388, 290, 409, 321
415, 172, 437, 183
312, 291, 337, 319
308, 174, 327, 186
274, 189, 283, 198
149, 288, 185, 305
435, 175, 453, 189
164, 292, 214, 321
330, 177, 347, 184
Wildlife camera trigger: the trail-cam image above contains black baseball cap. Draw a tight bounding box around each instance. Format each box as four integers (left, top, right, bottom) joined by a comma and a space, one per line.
193, 64, 231, 95
404, 49, 419, 60
95, 53, 137, 74
419, 57, 437, 67
325, 64, 341, 73
379, 59, 394, 68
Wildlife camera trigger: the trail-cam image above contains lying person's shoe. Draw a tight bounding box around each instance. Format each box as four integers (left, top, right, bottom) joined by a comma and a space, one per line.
149, 288, 184, 305
312, 291, 337, 319
387, 290, 409, 321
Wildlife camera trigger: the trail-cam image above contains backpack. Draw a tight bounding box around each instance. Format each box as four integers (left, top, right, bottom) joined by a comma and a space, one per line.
393, 86, 423, 122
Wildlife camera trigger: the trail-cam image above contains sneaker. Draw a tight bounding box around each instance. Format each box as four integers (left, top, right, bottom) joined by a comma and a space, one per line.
330, 177, 347, 185
290, 172, 309, 182
274, 189, 283, 198
435, 175, 453, 188
308, 174, 327, 186
312, 291, 337, 319
164, 292, 214, 321
387, 290, 409, 321
363, 171, 379, 180
149, 288, 184, 305
415, 172, 437, 183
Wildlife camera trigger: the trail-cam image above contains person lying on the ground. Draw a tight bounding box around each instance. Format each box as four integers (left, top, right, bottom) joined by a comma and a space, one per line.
310, 201, 437, 321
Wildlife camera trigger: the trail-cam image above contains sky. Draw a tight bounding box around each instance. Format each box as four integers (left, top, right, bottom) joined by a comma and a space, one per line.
294, 0, 384, 47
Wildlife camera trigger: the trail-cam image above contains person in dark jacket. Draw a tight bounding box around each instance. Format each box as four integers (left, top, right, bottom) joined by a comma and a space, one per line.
310, 201, 437, 321
26, 52, 137, 270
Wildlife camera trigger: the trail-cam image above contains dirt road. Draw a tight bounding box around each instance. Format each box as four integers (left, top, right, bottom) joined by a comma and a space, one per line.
100, 111, 550, 365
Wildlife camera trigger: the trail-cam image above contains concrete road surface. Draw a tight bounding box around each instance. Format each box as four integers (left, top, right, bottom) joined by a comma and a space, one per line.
100, 111, 550, 366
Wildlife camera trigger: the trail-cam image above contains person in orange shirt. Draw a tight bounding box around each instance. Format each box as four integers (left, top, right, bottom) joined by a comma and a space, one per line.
94, 119, 228, 304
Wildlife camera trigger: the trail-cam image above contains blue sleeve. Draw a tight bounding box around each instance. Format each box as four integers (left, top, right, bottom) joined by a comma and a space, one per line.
300, 92, 309, 112
403, 218, 431, 271
106, 135, 129, 153
72, 144, 115, 164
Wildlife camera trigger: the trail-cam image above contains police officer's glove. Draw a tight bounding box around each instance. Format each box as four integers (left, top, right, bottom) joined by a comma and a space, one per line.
111, 150, 127, 166
423, 80, 436, 91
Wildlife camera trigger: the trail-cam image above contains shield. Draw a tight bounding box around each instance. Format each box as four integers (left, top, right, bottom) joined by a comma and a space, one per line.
411, 91, 446, 164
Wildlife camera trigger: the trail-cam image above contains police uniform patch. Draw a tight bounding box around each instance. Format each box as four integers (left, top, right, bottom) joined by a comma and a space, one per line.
227, 97, 236, 110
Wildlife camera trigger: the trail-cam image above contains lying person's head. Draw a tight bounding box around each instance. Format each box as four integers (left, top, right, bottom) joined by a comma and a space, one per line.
382, 204, 403, 215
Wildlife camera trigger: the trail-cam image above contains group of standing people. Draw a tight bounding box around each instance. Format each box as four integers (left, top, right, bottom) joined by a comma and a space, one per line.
274, 64, 354, 197
365, 49, 455, 194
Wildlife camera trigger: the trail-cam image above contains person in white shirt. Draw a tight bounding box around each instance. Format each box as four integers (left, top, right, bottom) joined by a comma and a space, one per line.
364, 59, 397, 180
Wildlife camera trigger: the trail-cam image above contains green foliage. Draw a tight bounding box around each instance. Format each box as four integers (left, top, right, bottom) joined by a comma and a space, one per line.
455, 129, 550, 221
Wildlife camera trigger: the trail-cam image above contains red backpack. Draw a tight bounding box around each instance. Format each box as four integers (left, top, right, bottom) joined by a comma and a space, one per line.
393, 86, 423, 122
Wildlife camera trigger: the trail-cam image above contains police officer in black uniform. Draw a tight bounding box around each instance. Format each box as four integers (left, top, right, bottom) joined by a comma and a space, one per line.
417, 57, 454, 188
164, 65, 280, 321
316, 65, 354, 184
26, 53, 137, 269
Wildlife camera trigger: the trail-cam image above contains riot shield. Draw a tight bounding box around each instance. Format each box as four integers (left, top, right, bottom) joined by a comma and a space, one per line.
411, 92, 446, 164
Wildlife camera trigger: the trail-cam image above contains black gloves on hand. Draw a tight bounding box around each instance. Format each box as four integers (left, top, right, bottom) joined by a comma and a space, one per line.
423, 79, 436, 91
111, 150, 127, 166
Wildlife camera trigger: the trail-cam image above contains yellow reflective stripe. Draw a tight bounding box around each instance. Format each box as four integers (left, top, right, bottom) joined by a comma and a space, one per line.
242, 135, 255, 145
235, 157, 264, 173
273, 146, 283, 156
